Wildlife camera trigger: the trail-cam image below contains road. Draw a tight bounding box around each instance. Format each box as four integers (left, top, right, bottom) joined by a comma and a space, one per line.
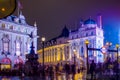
0, 72, 85, 80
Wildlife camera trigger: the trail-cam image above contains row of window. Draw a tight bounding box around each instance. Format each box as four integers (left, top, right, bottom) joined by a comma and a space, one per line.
71, 32, 94, 39
71, 31, 95, 39
1, 34, 30, 56
0, 23, 31, 34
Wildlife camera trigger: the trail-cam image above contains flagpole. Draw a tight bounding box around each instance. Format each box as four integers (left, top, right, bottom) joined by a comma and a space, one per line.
17, 0, 20, 17
17, 0, 22, 17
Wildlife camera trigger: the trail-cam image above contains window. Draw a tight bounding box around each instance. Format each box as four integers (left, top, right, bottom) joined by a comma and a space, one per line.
10, 25, 13, 30
2, 34, 10, 55
26, 38, 31, 54
16, 42, 21, 56
72, 36, 74, 39
91, 31, 94, 35
15, 36, 21, 56
2, 23, 5, 29
86, 33, 88, 36
89, 45, 93, 57
98, 32, 100, 35
76, 35, 78, 38
81, 46, 84, 56
4, 43, 9, 52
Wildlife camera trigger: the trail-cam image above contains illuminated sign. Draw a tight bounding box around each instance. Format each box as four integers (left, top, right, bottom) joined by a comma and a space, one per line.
100, 46, 107, 54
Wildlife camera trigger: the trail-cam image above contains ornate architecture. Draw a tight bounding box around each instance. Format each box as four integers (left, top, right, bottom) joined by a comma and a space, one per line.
69, 16, 104, 64
38, 26, 69, 65
38, 16, 104, 66
0, 12, 37, 70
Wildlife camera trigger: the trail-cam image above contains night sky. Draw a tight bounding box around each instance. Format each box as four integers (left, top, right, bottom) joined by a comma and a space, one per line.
14, 0, 120, 49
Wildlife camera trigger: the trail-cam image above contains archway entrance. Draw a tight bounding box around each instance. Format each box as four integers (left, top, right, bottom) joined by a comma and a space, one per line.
1, 57, 11, 70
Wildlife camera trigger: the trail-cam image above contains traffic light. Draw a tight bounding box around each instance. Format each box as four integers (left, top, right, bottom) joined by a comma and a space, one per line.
0, 0, 16, 19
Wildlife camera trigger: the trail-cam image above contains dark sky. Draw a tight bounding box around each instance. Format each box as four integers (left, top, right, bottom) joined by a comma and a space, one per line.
14, 0, 120, 49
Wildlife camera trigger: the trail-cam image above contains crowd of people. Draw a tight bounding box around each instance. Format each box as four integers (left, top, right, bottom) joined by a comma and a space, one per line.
0, 57, 120, 80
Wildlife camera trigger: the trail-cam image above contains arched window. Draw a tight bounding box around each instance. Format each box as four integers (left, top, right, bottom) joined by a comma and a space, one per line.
89, 45, 93, 57
15, 36, 22, 56
26, 38, 31, 54
2, 23, 5, 29
60, 48, 63, 60
81, 46, 84, 56
10, 25, 13, 30
55, 48, 57, 61
72, 36, 74, 39
86, 33, 88, 36
91, 31, 94, 35
16, 42, 21, 56
2, 34, 10, 55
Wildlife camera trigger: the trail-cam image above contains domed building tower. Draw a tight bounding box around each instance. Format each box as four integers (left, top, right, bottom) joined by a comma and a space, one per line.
69, 16, 104, 65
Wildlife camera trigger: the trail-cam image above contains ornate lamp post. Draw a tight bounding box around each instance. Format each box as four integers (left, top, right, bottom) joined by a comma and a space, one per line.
73, 49, 76, 65
41, 37, 45, 79
106, 42, 112, 46
106, 42, 112, 58
116, 44, 119, 80
85, 40, 89, 74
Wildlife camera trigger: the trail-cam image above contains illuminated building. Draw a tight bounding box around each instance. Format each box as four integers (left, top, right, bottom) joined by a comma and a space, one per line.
69, 16, 104, 64
0, 12, 37, 70
38, 16, 104, 65
38, 26, 70, 65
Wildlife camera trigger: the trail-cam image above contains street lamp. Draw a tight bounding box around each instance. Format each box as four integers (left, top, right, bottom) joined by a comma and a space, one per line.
116, 44, 119, 80
106, 42, 112, 47
85, 40, 89, 74
106, 42, 112, 60
116, 44, 119, 62
41, 37, 45, 79
73, 49, 76, 65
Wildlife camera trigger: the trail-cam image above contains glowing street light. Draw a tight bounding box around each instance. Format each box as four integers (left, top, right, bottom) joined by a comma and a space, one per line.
85, 39, 89, 74
41, 37, 46, 79
41, 37, 45, 42
73, 48, 76, 65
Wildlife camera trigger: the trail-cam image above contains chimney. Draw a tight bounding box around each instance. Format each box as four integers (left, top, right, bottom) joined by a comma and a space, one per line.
97, 14, 102, 29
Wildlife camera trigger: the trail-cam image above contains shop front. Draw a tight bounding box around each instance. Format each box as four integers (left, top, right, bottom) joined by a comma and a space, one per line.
0, 57, 11, 70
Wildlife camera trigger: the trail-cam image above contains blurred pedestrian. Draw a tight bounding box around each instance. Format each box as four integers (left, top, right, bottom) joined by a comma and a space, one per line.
89, 60, 96, 80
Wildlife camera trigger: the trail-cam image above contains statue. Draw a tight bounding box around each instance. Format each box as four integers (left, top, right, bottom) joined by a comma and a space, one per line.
24, 32, 39, 76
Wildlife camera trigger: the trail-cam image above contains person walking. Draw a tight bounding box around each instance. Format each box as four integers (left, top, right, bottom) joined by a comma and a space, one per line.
89, 60, 96, 80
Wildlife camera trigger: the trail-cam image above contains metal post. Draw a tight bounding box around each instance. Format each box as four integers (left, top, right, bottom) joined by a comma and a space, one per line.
86, 44, 89, 74
42, 41, 45, 79
74, 53, 75, 65
117, 47, 119, 80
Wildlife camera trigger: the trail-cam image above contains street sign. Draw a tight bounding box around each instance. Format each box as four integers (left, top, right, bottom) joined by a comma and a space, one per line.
100, 46, 108, 54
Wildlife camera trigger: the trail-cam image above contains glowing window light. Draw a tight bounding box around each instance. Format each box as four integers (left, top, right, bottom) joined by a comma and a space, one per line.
27, 44, 30, 53
4, 42, 8, 52
16, 42, 21, 56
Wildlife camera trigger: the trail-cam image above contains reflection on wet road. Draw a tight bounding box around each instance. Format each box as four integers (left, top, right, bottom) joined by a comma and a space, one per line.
0, 72, 85, 80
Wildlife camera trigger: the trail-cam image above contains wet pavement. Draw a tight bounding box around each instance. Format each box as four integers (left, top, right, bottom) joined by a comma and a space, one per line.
1, 72, 118, 80
0, 72, 85, 80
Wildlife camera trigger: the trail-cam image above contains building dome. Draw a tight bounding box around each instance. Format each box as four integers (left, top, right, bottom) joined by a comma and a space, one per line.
84, 19, 96, 24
